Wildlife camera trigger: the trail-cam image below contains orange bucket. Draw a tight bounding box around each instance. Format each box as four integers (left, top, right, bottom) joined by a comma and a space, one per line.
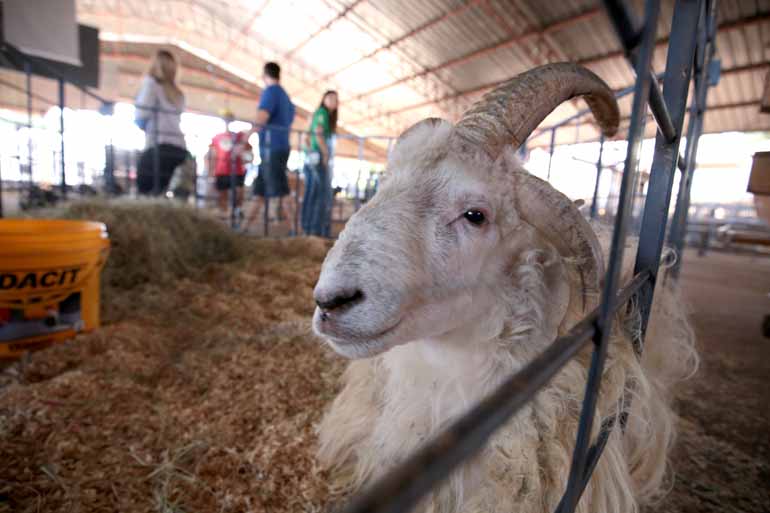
0, 219, 110, 358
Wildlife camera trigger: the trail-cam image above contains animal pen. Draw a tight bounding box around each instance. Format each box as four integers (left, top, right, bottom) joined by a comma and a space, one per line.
0, 43, 396, 236
0, 0, 744, 510
330, 1, 720, 513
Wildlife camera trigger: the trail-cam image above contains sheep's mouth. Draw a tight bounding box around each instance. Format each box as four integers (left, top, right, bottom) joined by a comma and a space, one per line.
324, 317, 401, 344
314, 309, 404, 354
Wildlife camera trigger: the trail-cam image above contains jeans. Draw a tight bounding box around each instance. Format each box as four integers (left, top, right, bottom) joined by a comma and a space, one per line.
301, 155, 332, 237
137, 144, 188, 195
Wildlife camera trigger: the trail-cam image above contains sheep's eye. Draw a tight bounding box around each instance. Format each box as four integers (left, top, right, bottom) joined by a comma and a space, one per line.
463, 209, 486, 226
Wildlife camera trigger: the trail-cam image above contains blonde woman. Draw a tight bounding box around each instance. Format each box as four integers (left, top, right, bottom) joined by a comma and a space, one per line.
135, 50, 188, 195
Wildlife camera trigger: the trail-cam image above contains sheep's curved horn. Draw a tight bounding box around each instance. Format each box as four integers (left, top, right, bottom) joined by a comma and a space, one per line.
452, 63, 617, 315
511, 171, 604, 315
453, 63, 619, 159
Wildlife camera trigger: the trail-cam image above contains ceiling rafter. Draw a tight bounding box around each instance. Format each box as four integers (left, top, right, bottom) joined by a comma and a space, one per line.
100, 52, 260, 98
464, 0, 585, 121
219, 0, 272, 61
345, 0, 460, 95
320, 0, 465, 121
349, 6, 603, 103
285, 0, 366, 58
579, 12, 770, 66
347, 21, 770, 127
526, 100, 765, 149
78, 5, 386, 127
313, 0, 487, 87
116, 68, 258, 102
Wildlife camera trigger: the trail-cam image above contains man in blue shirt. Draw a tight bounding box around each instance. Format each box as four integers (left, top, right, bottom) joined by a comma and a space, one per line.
247, 62, 296, 232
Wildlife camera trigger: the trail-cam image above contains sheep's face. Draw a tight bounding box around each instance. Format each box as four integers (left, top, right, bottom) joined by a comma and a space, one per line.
313, 120, 529, 359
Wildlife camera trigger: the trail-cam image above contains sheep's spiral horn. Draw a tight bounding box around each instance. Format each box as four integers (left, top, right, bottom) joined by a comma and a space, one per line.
452, 63, 618, 315
511, 171, 604, 315
453, 62, 619, 159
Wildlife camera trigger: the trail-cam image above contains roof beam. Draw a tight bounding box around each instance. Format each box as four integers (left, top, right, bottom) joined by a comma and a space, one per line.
0, 77, 57, 108
527, 99, 761, 149
117, 68, 258, 102
322, 0, 461, 121
285, 0, 366, 58
528, 63, 770, 132
219, 0, 271, 61
350, 10, 769, 106
533, 99, 766, 134
100, 52, 260, 99
350, 6, 603, 103
347, 42, 770, 126
80, 7, 387, 125
314, 0, 488, 86
579, 12, 770, 66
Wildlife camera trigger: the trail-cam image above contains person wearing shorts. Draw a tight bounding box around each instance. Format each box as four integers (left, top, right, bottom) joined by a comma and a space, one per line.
245, 62, 296, 233
209, 110, 252, 220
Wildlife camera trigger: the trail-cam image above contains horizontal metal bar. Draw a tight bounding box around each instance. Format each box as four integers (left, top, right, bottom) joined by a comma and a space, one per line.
340, 273, 651, 513
1, 43, 110, 106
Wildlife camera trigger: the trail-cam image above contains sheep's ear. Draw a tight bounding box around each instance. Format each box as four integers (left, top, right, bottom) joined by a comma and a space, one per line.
395, 118, 450, 145
391, 118, 453, 161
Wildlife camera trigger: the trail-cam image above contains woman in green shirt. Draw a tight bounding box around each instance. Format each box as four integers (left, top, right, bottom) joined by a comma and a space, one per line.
302, 90, 338, 236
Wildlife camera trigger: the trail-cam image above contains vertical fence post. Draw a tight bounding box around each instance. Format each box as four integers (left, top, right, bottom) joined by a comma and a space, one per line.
559, 1, 660, 510
229, 120, 238, 229
355, 136, 364, 212
25, 60, 33, 184
152, 103, 160, 196
263, 130, 271, 237
633, 0, 705, 336
191, 156, 198, 209
547, 127, 556, 181
58, 78, 66, 199
207, 148, 215, 207
670, 107, 706, 276
106, 142, 115, 194
294, 130, 302, 235
670, 7, 716, 278
590, 135, 604, 219
0, 157, 4, 218
125, 150, 133, 195
105, 104, 116, 194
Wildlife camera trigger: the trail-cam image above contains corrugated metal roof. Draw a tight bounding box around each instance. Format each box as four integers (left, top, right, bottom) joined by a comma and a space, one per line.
3, 0, 768, 153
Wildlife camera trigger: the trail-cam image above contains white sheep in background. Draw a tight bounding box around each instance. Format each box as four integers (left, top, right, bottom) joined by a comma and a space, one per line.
312, 63, 697, 513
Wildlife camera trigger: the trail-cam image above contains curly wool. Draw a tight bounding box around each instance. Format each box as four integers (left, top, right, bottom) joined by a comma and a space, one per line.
316, 240, 697, 513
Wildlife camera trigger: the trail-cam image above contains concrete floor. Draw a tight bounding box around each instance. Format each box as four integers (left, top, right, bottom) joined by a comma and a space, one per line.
662, 249, 770, 512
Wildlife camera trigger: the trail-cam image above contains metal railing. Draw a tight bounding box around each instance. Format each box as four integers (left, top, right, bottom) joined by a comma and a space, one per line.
331, 2, 718, 513
0, 40, 396, 228
0, 1, 734, 511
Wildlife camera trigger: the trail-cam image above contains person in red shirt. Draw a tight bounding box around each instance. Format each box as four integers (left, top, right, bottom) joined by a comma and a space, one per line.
209, 109, 253, 219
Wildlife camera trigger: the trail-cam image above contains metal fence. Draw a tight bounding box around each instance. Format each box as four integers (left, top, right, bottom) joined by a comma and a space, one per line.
330, 2, 719, 513
0, 41, 395, 230
0, 0, 737, 510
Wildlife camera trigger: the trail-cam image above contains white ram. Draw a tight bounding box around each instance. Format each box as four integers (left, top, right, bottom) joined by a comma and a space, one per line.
312, 63, 696, 513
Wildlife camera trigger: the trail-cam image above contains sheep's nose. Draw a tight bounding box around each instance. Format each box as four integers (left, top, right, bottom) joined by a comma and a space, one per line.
315, 289, 364, 312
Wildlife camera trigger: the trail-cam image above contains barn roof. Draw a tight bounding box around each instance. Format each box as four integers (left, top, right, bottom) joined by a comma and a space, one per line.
2, 0, 769, 157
